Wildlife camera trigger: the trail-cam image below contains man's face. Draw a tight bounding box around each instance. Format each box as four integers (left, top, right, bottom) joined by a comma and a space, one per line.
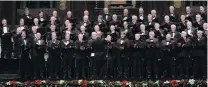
154, 23, 160, 30
21, 31, 26, 38
94, 26, 100, 32
80, 26, 85, 31
121, 33, 125, 38
186, 7, 191, 13
139, 8, 143, 14
200, 6, 205, 13
50, 25, 55, 31
103, 8, 109, 14
65, 34, 70, 40
91, 33, 97, 39
39, 12, 43, 17
140, 25, 145, 31
78, 34, 83, 40
84, 11, 89, 16
32, 27, 37, 33
37, 33, 41, 39
135, 34, 140, 40
67, 11, 72, 17
123, 9, 128, 15
151, 10, 156, 16
2, 19, 6, 25
166, 34, 171, 40
197, 32, 202, 37
181, 15, 185, 21
196, 15, 201, 21
112, 15, 117, 20
181, 32, 187, 37
148, 15, 152, 21
171, 25, 176, 32
67, 23, 72, 29
169, 6, 174, 13
203, 23, 207, 30
187, 22, 192, 28
25, 9, 29, 15
110, 25, 115, 31
53, 11, 57, 17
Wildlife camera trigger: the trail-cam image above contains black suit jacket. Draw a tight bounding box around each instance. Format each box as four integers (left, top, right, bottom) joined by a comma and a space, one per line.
169, 12, 179, 22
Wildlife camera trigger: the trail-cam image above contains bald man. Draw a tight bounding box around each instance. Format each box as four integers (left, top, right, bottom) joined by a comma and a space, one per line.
168, 6, 179, 22
102, 8, 112, 22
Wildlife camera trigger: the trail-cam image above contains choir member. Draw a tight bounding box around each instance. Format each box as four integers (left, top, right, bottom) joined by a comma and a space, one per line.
62, 23, 76, 41
190, 30, 207, 78
168, 24, 181, 40
145, 31, 160, 78
47, 32, 61, 79
78, 25, 89, 40
185, 6, 194, 22
138, 7, 146, 23
84, 10, 92, 21
51, 10, 60, 25
199, 6, 207, 22
121, 21, 133, 40
61, 20, 70, 33
46, 16, 60, 33
80, 15, 92, 33
193, 14, 206, 30
117, 32, 130, 78
13, 27, 22, 58
38, 10, 48, 27
122, 9, 131, 22
108, 25, 119, 42
32, 33, 45, 79
0, 19, 12, 59
185, 21, 197, 38
46, 25, 59, 41
16, 18, 28, 32
109, 14, 121, 32
61, 33, 75, 79
19, 30, 32, 80
178, 15, 187, 32
160, 34, 176, 78
139, 24, 149, 41
160, 15, 173, 33
130, 33, 145, 79
169, 6, 179, 22
75, 34, 87, 79
65, 11, 76, 26
154, 23, 165, 41
104, 34, 114, 78
202, 23, 207, 37
29, 26, 38, 41
145, 14, 155, 31
33, 18, 44, 35
95, 15, 107, 33
176, 31, 191, 78
102, 8, 112, 24
151, 10, 160, 23
129, 15, 140, 35
20, 8, 33, 27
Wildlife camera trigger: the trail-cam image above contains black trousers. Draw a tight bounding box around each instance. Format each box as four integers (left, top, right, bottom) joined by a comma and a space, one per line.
131, 56, 143, 78
48, 54, 61, 78
62, 55, 74, 78
32, 54, 45, 78
75, 59, 85, 78
192, 55, 207, 78
1, 42, 12, 59
118, 56, 129, 77
20, 53, 32, 79
93, 59, 107, 78
160, 51, 174, 78
145, 51, 159, 78
176, 56, 190, 77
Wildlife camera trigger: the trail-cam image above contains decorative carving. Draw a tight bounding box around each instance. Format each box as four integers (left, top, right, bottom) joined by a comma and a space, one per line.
59, 0, 67, 10
174, 0, 181, 8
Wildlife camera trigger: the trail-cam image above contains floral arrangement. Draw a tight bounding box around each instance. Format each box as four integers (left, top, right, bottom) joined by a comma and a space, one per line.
1, 79, 207, 87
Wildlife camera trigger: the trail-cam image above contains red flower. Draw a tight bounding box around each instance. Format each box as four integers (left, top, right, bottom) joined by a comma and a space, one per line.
34, 80, 42, 85
170, 80, 178, 87
81, 80, 88, 87
122, 80, 128, 86
10, 80, 17, 85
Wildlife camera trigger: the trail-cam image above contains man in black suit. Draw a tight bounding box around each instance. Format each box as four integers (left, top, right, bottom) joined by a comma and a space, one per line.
169, 6, 179, 22
193, 14, 206, 30
190, 30, 207, 78
168, 24, 181, 40
160, 15, 173, 33
91, 31, 108, 79
184, 6, 194, 22
121, 9, 131, 23
138, 7, 146, 23
109, 14, 121, 32
75, 34, 87, 79
32, 33, 45, 79
200, 6, 207, 22
151, 10, 159, 23
129, 15, 140, 35
0, 19, 12, 59
47, 32, 61, 79
160, 34, 176, 78
145, 14, 155, 31
185, 21, 197, 38
16, 18, 28, 32
145, 31, 160, 78
80, 15, 92, 34
117, 32, 130, 78
154, 23, 165, 41
38, 10, 48, 27
20, 8, 33, 27
102, 8, 112, 24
